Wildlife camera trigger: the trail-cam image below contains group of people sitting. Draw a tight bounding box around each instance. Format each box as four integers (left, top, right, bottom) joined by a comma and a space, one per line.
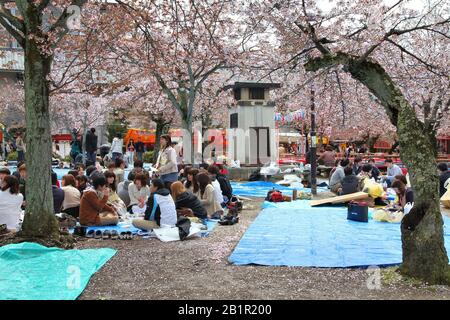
0, 134, 235, 233
329, 157, 414, 211
77, 161, 233, 231
328, 158, 450, 211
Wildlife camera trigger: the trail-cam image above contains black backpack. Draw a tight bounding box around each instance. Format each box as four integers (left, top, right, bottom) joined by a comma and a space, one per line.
176, 216, 191, 241
249, 168, 262, 181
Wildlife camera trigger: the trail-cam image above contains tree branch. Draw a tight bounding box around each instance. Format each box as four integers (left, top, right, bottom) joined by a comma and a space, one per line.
0, 1, 24, 34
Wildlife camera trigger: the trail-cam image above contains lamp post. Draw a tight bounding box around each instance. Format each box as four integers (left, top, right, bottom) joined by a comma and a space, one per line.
310, 82, 317, 195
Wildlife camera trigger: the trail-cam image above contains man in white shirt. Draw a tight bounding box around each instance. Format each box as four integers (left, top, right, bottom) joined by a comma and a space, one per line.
383, 158, 403, 186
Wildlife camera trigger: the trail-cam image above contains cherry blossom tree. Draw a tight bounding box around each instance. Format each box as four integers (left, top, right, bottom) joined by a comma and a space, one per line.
51, 91, 110, 159
110, 78, 180, 162
255, 0, 450, 283
0, 80, 25, 129
74, 0, 252, 163
0, 0, 87, 238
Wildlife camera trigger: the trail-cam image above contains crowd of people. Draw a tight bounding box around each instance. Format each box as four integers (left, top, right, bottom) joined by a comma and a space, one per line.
1, 130, 449, 231
327, 154, 450, 212
0, 132, 26, 162
0, 134, 234, 233
70, 129, 148, 168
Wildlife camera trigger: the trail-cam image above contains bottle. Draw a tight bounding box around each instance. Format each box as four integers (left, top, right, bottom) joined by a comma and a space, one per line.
299, 162, 304, 173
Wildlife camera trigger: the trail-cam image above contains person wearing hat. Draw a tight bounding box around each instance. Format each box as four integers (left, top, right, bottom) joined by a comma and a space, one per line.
0, 167, 11, 185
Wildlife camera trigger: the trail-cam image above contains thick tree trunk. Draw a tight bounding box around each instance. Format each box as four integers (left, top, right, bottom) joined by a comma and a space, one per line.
20, 38, 59, 238
306, 54, 449, 284
396, 102, 449, 283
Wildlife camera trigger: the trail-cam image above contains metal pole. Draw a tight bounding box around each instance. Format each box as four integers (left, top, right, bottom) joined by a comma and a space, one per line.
310, 84, 317, 195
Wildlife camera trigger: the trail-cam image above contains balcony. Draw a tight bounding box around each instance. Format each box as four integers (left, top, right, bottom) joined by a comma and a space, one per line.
237, 100, 276, 107
0, 48, 24, 72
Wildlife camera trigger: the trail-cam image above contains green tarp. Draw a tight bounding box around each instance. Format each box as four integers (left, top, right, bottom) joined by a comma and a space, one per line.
0, 242, 116, 300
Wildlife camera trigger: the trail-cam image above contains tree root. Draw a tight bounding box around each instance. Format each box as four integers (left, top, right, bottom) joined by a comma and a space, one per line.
0, 230, 76, 249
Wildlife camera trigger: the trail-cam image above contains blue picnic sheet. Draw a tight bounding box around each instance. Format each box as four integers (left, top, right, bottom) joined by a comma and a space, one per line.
0, 242, 116, 300
229, 200, 450, 268
231, 181, 328, 198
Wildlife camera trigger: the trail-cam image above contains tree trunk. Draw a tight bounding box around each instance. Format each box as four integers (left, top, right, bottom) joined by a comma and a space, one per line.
396, 102, 449, 283
305, 54, 449, 284
181, 117, 194, 165
20, 37, 59, 238
82, 118, 87, 165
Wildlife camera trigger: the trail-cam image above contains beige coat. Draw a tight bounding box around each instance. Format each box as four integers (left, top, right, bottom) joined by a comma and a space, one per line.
156, 147, 178, 175
199, 184, 222, 216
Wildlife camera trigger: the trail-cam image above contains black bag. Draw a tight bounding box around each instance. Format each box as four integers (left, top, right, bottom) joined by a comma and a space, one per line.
249, 169, 262, 181
176, 216, 191, 241
347, 201, 369, 222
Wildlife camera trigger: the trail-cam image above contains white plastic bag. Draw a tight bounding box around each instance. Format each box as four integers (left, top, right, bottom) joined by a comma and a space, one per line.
230, 160, 241, 168
404, 202, 414, 214
260, 162, 280, 176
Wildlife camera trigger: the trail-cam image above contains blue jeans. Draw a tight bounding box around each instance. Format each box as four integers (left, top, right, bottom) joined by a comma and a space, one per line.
112, 152, 122, 161
18, 150, 25, 162
87, 152, 96, 164
161, 172, 179, 183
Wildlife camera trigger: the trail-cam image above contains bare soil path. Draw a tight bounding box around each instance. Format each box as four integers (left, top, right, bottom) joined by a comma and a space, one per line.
77, 197, 450, 300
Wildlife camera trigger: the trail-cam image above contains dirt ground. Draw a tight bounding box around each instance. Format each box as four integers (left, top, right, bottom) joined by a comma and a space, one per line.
77, 196, 450, 300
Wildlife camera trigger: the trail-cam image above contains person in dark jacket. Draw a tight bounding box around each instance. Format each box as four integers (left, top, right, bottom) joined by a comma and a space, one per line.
438, 163, 450, 197
85, 128, 98, 164
339, 166, 359, 195
132, 179, 177, 230
170, 181, 207, 219
352, 156, 363, 176
135, 139, 145, 162
391, 180, 414, 211
208, 165, 232, 202
52, 172, 65, 214
367, 158, 381, 181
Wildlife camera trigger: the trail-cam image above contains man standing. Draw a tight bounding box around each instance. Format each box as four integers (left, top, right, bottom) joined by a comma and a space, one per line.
135, 139, 145, 162
15, 133, 26, 162
85, 128, 98, 165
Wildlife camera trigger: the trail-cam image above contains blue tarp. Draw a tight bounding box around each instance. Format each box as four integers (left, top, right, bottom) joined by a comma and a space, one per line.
229, 201, 450, 268
0, 242, 116, 300
231, 181, 328, 198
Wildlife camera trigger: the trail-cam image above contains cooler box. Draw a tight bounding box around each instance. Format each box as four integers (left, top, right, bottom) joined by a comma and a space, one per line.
347, 201, 369, 222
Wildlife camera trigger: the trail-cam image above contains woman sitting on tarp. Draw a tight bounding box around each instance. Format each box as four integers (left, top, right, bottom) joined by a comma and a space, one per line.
104, 171, 127, 217
79, 175, 119, 226
391, 180, 414, 212
197, 173, 223, 219
0, 175, 23, 231
170, 181, 207, 220
61, 174, 81, 218
132, 179, 177, 231
207, 165, 233, 203
128, 173, 151, 215
184, 168, 200, 197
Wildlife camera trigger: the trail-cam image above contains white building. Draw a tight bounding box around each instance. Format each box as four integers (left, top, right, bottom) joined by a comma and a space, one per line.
226, 82, 280, 166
